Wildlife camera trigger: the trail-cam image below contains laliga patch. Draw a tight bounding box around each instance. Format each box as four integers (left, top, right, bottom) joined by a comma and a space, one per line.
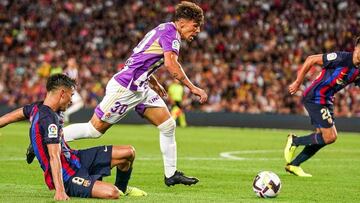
48, 124, 58, 138
172, 40, 180, 51
326, 53, 337, 61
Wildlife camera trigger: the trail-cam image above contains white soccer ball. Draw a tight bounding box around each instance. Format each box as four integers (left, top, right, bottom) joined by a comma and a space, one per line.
252, 171, 281, 198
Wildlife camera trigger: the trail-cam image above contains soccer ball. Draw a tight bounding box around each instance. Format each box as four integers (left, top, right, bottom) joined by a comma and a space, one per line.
252, 171, 281, 198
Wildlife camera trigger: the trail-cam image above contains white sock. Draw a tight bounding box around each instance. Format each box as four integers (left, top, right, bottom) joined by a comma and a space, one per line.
63, 122, 102, 142
158, 118, 177, 178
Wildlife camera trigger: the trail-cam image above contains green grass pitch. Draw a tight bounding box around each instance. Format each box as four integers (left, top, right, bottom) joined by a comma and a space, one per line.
0, 122, 359, 202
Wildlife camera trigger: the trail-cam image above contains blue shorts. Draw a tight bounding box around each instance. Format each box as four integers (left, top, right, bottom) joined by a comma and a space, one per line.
303, 102, 334, 128
64, 145, 112, 198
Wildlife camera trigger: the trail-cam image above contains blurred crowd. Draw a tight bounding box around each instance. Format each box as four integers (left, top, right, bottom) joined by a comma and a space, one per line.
1, 0, 360, 117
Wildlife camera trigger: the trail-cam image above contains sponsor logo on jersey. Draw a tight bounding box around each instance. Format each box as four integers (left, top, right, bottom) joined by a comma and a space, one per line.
48, 124, 58, 138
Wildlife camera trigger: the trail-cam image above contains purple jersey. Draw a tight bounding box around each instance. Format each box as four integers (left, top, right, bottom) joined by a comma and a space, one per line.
303, 52, 360, 105
114, 22, 181, 91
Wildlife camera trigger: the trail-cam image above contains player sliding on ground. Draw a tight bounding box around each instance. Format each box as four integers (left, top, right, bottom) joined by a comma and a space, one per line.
27, 1, 207, 186
0, 74, 146, 200
284, 36, 360, 177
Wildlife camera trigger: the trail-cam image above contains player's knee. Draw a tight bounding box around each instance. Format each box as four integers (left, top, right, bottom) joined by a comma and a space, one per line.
106, 186, 120, 199
127, 145, 136, 161
157, 118, 176, 136
90, 114, 111, 134
323, 131, 337, 144
87, 121, 104, 138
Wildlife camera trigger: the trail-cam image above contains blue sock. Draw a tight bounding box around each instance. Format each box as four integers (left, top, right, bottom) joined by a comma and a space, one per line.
115, 167, 132, 193
291, 144, 325, 166
293, 133, 325, 146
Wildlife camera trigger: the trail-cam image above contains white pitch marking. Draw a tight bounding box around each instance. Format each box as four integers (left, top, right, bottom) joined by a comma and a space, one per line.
138, 157, 223, 161
219, 150, 282, 161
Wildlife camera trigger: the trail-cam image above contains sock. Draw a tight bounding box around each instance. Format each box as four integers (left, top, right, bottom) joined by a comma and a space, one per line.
63, 122, 103, 142
291, 144, 326, 166
171, 106, 180, 119
158, 118, 177, 178
115, 168, 132, 193
293, 133, 325, 146
179, 112, 187, 127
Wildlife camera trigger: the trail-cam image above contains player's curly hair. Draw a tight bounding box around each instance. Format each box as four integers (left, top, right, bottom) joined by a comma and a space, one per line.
174, 1, 204, 25
46, 74, 76, 92
356, 36, 360, 47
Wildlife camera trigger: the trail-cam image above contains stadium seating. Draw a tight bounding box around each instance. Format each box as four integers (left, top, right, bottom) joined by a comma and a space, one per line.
0, 0, 359, 117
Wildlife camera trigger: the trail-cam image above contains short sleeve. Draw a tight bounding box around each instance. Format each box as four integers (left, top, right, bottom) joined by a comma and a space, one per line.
23, 103, 36, 119
41, 115, 61, 144
159, 29, 180, 55
322, 52, 348, 69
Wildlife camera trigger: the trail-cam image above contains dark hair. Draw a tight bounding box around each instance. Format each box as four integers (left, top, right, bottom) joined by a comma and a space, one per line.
46, 74, 76, 92
174, 1, 204, 25
356, 36, 360, 47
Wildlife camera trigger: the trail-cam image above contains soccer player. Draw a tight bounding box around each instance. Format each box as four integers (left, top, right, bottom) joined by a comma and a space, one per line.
63, 57, 84, 122
168, 79, 187, 127
284, 37, 360, 177
57, 1, 207, 186
0, 74, 146, 200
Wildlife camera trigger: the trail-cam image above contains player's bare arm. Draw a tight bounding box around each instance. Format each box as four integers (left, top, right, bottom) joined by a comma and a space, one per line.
164, 51, 207, 103
47, 143, 70, 201
289, 54, 323, 95
149, 75, 167, 98
0, 107, 26, 128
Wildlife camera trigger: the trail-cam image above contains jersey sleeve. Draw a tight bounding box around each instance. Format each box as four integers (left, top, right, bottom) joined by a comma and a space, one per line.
41, 115, 61, 144
322, 52, 348, 69
23, 103, 36, 119
158, 29, 180, 55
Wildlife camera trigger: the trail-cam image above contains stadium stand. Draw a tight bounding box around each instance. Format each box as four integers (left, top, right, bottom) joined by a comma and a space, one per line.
1, 0, 359, 117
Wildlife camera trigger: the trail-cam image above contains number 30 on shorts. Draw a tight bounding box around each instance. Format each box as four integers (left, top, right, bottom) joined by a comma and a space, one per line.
111, 101, 128, 115
320, 108, 331, 120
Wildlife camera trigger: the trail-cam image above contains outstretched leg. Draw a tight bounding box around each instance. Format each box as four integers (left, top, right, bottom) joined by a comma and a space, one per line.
63, 113, 111, 142
143, 107, 199, 186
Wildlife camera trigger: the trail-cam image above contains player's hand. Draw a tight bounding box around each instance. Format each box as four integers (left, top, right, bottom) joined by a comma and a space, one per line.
54, 191, 70, 201
152, 83, 168, 98
190, 86, 208, 104
288, 80, 301, 95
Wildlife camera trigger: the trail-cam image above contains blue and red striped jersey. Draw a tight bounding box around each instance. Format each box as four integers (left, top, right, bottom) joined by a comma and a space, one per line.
23, 102, 81, 190
303, 52, 360, 105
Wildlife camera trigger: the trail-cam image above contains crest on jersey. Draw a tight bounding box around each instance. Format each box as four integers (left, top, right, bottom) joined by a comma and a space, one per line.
172, 40, 180, 51
83, 180, 91, 187
48, 124, 58, 138
105, 112, 111, 119
326, 53, 337, 61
